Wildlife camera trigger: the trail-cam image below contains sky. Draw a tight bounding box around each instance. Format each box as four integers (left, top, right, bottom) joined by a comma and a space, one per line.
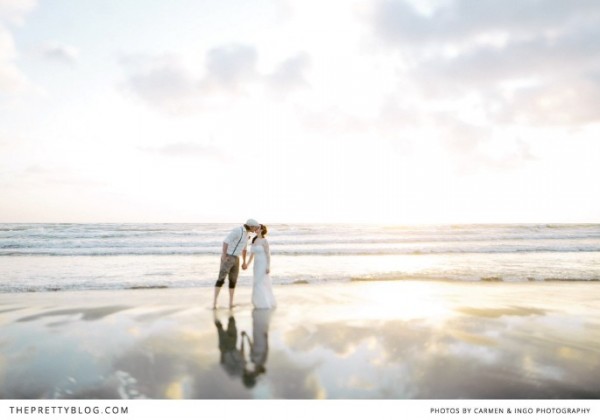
1, 0, 599, 224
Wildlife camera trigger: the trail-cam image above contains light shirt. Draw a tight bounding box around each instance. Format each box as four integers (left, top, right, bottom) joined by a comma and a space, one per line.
224, 226, 250, 257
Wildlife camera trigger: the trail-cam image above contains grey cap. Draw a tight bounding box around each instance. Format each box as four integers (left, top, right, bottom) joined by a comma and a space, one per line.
245, 218, 260, 227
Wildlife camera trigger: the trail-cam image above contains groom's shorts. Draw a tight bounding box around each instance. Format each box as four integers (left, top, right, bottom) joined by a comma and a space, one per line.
215, 255, 240, 289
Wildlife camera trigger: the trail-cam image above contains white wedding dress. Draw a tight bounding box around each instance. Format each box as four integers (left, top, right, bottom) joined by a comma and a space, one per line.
250, 242, 276, 309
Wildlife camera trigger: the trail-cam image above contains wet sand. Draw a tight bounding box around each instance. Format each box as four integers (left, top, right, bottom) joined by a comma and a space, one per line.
0, 280, 599, 399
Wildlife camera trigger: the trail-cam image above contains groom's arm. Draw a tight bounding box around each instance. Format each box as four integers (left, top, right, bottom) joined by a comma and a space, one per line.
221, 243, 229, 261
242, 249, 248, 269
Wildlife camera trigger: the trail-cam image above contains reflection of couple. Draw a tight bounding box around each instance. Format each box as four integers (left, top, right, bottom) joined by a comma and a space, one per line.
213, 309, 273, 388
213, 219, 277, 309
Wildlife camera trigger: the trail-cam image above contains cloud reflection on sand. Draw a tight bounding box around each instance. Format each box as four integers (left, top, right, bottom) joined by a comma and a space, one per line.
0, 282, 599, 399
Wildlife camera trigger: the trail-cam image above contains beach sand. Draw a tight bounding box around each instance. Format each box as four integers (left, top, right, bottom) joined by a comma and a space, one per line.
0, 280, 599, 399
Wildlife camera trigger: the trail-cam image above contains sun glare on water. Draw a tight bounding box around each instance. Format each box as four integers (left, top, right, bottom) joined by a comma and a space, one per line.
351, 281, 453, 321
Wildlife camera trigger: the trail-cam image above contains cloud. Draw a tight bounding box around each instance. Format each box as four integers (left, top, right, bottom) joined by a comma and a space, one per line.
499, 76, 600, 125
119, 46, 310, 113
267, 51, 310, 90
413, 22, 600, 90
119, 53, 199, 113
373, 0, 600, 46
369, 0, 600, 126
39, 41, 79, 64
0, 0, 37, 25
203, 44, 259, 90
0, 0, 37, 94
0, 27, 29, 92
127, 65, 195, 104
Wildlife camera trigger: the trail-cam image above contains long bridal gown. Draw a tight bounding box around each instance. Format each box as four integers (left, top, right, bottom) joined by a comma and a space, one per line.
250, 242, 276, 309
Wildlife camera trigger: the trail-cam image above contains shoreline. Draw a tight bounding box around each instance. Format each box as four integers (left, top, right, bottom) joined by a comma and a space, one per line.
1, 275, 600, 296
1, 280, 599, 399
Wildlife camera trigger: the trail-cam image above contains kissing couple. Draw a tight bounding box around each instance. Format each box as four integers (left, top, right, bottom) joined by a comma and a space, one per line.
212, 219, 277, 310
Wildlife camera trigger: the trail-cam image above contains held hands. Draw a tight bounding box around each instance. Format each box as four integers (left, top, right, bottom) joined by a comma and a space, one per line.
241, 264, 268, 272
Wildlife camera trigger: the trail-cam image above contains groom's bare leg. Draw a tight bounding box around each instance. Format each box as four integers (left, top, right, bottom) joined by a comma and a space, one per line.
228, 258, 240, 308
214, 257, 232, 308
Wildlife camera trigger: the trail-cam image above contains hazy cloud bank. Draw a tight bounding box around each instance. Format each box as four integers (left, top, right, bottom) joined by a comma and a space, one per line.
369, 0, 600, 126
119, 45, 311, 114
0, 0, 37, 93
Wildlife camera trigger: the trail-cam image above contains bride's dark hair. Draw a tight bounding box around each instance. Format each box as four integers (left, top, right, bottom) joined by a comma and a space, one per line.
252, 224, 268, 244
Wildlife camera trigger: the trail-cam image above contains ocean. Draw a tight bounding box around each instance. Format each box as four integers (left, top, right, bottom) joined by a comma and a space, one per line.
1, 223, 599, 293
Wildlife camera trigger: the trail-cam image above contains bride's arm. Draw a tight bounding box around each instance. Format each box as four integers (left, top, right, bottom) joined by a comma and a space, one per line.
264, 240, 271, 274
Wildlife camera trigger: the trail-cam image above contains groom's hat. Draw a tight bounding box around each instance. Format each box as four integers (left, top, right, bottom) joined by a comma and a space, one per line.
246, 218, 260, 227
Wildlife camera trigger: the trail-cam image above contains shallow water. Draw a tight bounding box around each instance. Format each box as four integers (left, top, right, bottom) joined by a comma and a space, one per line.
1, 281, 599, 399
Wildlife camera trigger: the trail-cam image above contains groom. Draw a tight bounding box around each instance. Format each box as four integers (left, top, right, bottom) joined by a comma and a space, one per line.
213, 219, 261, 309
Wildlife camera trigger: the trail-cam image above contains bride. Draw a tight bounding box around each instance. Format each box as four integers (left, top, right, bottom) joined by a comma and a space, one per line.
245, 224, 276, 309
